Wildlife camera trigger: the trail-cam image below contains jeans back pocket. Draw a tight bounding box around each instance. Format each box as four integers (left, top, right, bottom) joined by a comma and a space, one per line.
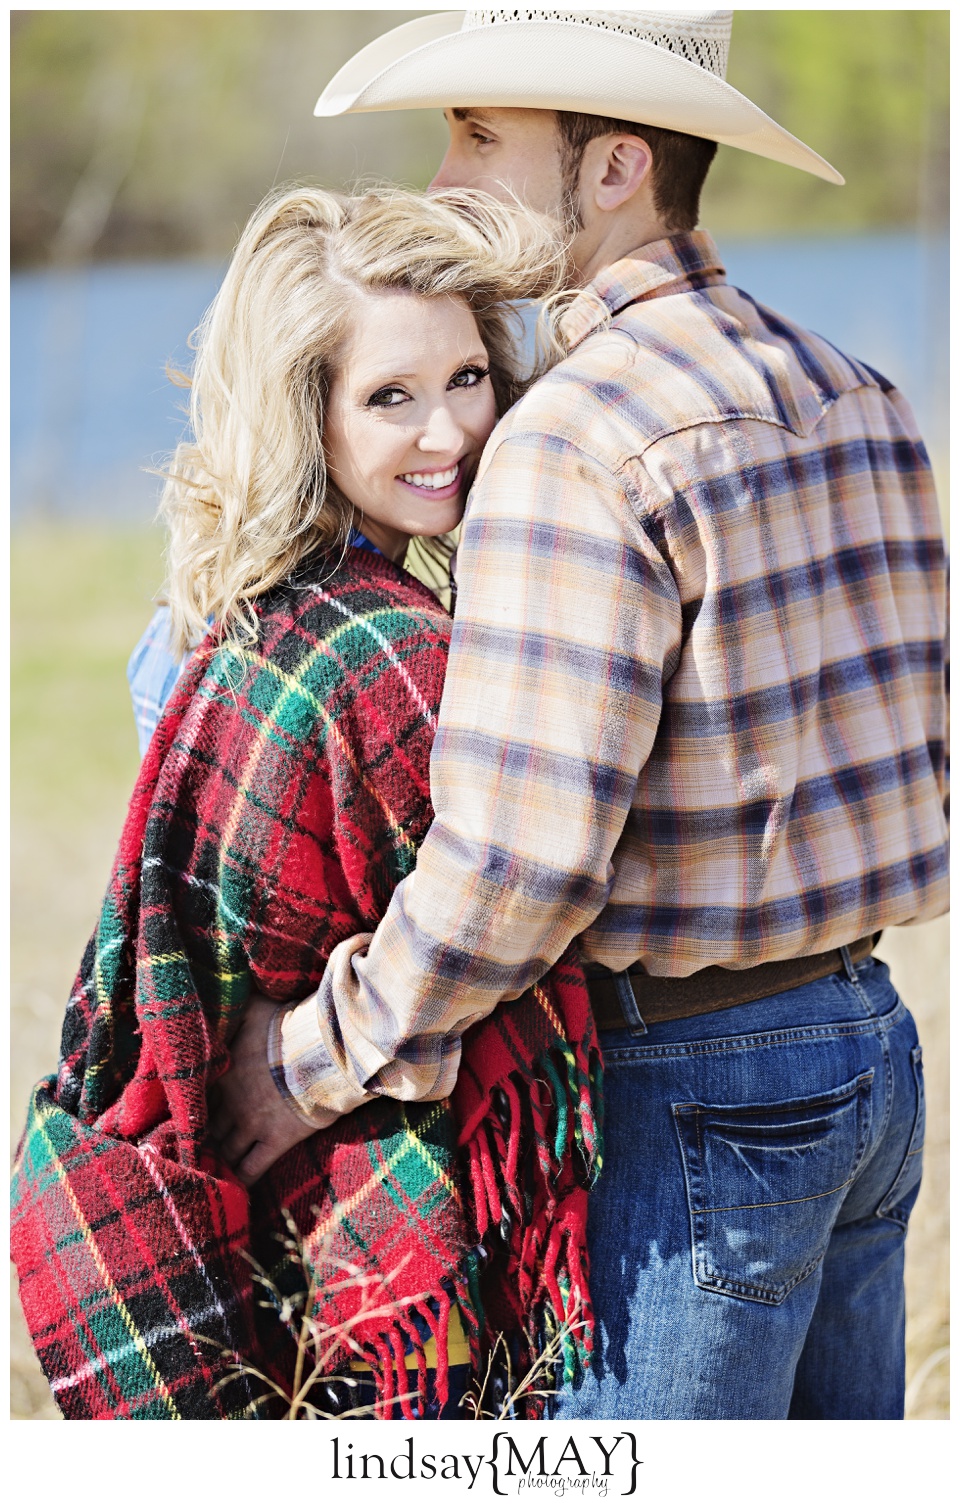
674, 1071, 874, 1305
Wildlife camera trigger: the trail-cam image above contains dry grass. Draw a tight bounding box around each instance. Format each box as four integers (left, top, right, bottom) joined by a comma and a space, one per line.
461, 1320, 588, 1421
9, 524, 948, 1421
202, 1214, 424, 1420
195, 1211, 585, 1421
875, 919, 950, 1419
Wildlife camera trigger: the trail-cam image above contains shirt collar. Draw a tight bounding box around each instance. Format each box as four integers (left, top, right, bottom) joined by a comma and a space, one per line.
348, 526, 383, 556
558, 230, 726, 350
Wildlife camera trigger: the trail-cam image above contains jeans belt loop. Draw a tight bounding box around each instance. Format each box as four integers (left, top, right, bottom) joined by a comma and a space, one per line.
839, 945, 859, 983
614, 971, 647, 1036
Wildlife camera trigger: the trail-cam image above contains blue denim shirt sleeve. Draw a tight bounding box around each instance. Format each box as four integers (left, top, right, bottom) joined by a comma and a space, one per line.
127, 606, 189, 758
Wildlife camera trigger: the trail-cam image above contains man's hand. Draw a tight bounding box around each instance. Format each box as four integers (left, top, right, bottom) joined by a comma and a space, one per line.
208, 994, 318, 1186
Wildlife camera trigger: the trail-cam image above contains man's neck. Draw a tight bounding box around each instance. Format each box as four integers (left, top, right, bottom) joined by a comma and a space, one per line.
570, 209, 677, 286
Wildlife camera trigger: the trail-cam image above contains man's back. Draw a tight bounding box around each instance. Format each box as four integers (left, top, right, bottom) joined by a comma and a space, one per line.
440, 229, 946, 1420
448, 229, 948, 976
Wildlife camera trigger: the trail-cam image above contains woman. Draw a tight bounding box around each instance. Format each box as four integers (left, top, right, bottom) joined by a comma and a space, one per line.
11, 186, 602, 1421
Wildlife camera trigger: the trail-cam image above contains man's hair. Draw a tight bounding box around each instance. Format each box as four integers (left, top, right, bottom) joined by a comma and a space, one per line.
555, 111, 718, 232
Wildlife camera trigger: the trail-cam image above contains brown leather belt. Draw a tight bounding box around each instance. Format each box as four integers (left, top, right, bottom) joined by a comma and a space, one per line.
587, 934, 878, 1033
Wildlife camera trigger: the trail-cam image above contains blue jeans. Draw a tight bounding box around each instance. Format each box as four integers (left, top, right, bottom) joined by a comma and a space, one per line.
551, 954, 925, 1420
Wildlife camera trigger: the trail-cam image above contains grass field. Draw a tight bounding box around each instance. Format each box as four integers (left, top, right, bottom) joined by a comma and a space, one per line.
9, 524, 949, 1420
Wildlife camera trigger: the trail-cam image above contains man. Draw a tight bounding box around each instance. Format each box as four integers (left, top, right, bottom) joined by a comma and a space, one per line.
203, 11, 948, 1418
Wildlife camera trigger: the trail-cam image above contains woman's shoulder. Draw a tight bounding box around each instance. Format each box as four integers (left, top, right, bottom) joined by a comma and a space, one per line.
265, 547, 449, 643
147, 549, 448, 782
245, 546, 451, 706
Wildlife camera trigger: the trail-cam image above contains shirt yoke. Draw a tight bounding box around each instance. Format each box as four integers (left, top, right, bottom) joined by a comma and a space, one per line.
486, 282, 898, 488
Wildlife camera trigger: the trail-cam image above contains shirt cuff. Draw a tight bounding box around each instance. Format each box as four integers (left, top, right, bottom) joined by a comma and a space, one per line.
266, 1000, 341, 1131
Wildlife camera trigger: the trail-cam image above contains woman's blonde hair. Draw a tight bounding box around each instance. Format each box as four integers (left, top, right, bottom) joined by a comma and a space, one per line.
159, 184, 565, 655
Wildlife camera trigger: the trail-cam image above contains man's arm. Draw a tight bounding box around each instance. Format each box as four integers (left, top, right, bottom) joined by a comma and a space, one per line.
268, 430, 683, 1126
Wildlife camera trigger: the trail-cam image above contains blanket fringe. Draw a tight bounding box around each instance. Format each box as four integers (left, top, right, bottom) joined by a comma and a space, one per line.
450, 1035, 602, 1420
298, 1031, 602, 1423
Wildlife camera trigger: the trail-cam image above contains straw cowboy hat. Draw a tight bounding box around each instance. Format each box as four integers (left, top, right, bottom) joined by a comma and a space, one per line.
314, 8, 843, 185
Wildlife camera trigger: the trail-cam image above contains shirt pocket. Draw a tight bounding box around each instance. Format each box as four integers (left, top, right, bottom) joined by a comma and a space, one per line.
876, 1043, 925, 1226
673, 1071, 874, 1305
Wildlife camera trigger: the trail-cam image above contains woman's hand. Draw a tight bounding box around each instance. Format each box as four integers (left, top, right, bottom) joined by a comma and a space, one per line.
208, 994, 317, 1186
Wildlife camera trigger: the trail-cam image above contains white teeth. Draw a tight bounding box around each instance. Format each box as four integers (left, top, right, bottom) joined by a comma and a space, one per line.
400, 465, 459, 489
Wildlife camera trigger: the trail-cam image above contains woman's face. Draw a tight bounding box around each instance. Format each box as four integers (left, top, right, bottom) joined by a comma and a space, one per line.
324, 288, 498, 562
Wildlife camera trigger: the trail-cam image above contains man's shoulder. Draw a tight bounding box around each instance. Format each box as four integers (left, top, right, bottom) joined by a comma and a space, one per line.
617, 277, 901, 441
488, 330, 645, 473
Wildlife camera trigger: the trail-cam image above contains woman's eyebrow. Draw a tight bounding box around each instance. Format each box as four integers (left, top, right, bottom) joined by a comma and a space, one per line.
359, 352, 489, 386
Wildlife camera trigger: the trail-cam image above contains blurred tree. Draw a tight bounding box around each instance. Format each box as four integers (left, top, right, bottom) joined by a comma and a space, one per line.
10, 8, 949, 266
703, 9, 949, 234
11, 10, 447, 263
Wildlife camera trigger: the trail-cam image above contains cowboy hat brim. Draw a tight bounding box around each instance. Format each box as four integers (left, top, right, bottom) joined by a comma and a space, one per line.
314, 12, 844, 186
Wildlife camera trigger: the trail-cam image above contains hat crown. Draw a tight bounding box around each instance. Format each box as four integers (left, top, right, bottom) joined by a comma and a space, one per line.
462, 9, 732, 78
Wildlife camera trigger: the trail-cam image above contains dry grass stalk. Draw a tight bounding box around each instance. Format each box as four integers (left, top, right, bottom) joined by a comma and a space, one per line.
196, 1209, 427, 1419
461, 1312, 588, 1421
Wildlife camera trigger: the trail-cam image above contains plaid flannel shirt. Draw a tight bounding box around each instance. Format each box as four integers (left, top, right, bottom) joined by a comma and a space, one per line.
271, 232, 949, 1123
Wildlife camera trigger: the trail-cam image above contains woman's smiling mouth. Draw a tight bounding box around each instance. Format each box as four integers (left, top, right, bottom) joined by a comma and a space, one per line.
398, 461, 463, 496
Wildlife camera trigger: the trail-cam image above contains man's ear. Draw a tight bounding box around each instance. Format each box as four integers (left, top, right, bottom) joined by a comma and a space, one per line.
582, 134, 654, 213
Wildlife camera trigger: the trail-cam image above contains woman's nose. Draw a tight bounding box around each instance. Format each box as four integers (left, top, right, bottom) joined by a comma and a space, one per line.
418, 403, 464, 454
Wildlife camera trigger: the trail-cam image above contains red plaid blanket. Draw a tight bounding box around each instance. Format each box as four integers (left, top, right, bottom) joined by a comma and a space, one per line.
11, 549, 602, 1419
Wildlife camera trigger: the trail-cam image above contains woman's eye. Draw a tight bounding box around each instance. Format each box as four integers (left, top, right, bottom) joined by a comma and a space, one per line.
449, 364, 490, 390
366, 386, 409, 408
471, 130, 494, 146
